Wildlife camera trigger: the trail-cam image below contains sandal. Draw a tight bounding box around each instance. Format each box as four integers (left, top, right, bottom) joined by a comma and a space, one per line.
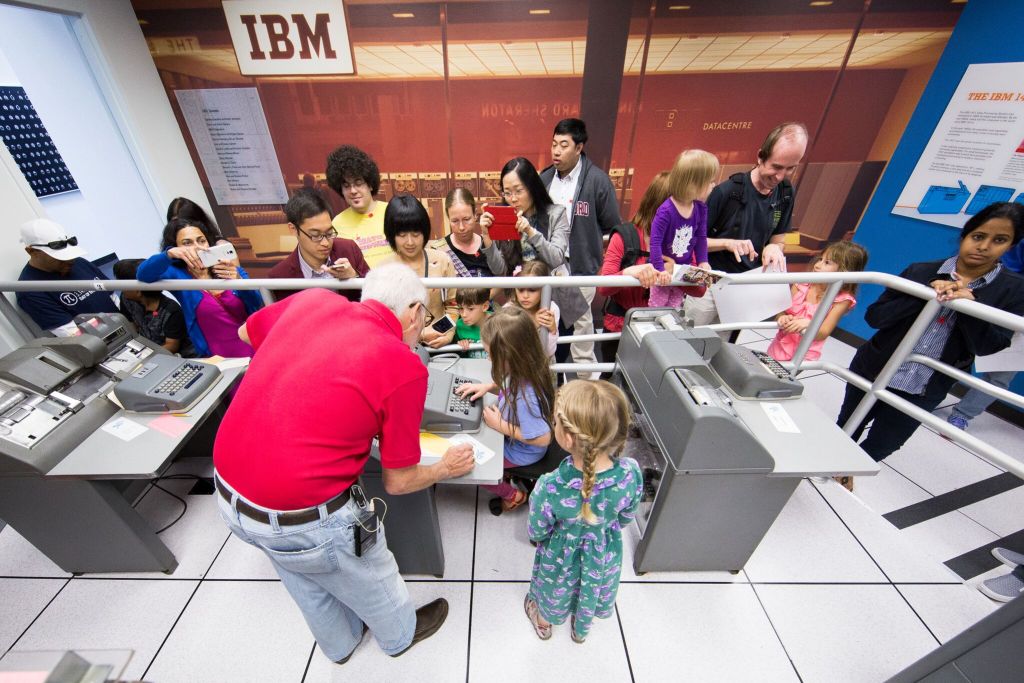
834, 476, 854, 492
570, 615, 586, 644
501, 488, 528, 513
524, 596, 552, 640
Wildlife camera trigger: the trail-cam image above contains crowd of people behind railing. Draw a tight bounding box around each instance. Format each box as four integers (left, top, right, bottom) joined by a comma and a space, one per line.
11, 119, 1024, 650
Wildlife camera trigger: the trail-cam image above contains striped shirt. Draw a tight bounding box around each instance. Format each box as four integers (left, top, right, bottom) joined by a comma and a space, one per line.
889, 256, 1002, 395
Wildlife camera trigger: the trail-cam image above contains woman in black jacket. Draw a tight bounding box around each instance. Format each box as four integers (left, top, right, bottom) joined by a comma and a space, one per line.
838, 202, 1024, 464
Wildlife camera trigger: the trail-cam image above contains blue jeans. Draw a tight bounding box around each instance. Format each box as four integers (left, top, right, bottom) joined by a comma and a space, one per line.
215, 475, 416, 661
952, 371, 1017, 420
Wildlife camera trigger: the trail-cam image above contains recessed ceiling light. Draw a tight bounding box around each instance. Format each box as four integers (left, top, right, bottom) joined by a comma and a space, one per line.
669, 4, 692, 9
809, 1, 833, 5
529, 9, 551, 14
392, 12, 415, 19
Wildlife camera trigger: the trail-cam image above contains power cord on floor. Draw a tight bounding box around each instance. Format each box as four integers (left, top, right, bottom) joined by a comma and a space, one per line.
148, 474, 212, 534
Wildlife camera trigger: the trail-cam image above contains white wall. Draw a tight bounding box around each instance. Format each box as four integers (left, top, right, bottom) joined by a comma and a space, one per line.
0, 0, 207, 349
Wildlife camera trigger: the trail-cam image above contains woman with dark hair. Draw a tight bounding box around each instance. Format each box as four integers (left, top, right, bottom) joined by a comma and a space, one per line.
166, 197, 218, 235
137, 218, 263, 357
479, 157, 587, 330
837, 202, 1024, 479
380, 194, 459, 348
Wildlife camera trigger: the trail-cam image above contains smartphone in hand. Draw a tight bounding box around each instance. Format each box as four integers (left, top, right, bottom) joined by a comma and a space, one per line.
199, 242, 237, 268
431, 314, 456, 334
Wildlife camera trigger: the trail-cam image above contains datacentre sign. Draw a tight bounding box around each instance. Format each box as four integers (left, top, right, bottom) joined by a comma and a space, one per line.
222, 0, 355, 76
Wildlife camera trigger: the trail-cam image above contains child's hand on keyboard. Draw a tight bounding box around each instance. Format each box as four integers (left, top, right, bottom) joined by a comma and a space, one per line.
456, 382, 492, 401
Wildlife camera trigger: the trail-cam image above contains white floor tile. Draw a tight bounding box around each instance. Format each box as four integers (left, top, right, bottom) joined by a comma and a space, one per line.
143, 581, 312, 683
204, 533, 279, 581
302, 582, 469, 682
0, 578, 66, 652
811, 480, 961, 583
847, 462, 932, 516
940, 406, 1024, 468
617, 583, 797, 682
958, 484, 1024, 538
897, 583, 998, 644
10, 578, 197, 681
0, 527, 71, 578
815, 336, 858, 368
737, 328, 773, 344
467, 582, 632, 682
796, 373, 848, 424
884, 427, 1003, 496
619, 524, 748, 583
404, 484, 477, 581
757, 584, 938, 683
472, 496, 535, 581
745, 481, 887, 583
897, 512, 1000, 574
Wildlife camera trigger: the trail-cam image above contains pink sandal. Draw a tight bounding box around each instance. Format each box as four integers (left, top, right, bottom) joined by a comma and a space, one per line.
524, 596, 552, 640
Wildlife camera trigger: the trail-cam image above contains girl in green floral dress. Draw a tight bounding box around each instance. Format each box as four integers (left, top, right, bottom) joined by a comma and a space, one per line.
524, 380, 642, 643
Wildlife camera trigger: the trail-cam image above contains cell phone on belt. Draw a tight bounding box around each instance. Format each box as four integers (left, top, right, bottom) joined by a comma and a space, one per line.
199, 242, 237, 268
431, 314, 456, 334
486, 205, 519, 241
351, 485, 379, 557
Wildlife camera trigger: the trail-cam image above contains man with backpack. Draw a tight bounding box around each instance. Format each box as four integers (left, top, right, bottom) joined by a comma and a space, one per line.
684, 122, 809, 327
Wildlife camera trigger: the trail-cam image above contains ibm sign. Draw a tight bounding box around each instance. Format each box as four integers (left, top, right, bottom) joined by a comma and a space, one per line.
222, 0, 355, 76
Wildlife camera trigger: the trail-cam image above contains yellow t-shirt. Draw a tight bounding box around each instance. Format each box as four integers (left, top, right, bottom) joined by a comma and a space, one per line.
331, 201, 391, 268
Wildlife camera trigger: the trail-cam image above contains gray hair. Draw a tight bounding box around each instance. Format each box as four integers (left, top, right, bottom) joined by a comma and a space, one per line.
361, 262, 428, 319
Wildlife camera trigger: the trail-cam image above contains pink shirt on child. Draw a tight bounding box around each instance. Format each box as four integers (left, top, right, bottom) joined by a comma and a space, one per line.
767, 283, 856, 361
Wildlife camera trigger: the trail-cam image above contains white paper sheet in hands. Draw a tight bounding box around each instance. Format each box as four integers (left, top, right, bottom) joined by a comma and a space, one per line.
448, 434, 496, 466
710, 269, 792, 324
974, 332, 1024, 372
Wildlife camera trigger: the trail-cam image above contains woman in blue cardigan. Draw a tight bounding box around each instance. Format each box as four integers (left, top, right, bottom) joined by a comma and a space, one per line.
137, 218, 263, 357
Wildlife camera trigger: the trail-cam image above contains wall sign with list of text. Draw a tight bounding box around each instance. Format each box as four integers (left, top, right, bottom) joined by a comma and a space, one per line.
0, 86, 78, 198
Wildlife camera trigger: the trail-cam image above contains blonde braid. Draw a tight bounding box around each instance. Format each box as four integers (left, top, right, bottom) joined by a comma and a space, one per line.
556, 409, 600, 524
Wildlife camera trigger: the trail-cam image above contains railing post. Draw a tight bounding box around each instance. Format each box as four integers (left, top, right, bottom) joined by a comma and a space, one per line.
842, 298, 943, 435
539, 284, 552, 350
790, 280, 843, 374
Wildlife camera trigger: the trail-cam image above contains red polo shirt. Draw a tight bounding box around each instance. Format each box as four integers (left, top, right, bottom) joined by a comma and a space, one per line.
213, 289, 425, 509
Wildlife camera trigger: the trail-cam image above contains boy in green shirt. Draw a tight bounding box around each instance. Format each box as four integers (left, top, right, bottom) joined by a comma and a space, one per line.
455, 288, 491, 359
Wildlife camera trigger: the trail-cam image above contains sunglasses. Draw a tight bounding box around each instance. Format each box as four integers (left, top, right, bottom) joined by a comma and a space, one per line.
30, 236, 78, 250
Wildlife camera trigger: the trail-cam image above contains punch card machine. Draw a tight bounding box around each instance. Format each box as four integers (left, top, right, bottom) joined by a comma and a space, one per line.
0, 313, 220, 477
616, 308, 878, 573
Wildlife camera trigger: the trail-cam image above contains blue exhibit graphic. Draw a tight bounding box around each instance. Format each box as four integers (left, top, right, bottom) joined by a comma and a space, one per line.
1014, 192, 1024, 205
918, 180, 971, 214
964, 184, 1015, 214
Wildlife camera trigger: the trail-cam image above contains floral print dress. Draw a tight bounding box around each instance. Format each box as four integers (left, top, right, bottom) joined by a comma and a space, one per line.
527, 455, 642, 637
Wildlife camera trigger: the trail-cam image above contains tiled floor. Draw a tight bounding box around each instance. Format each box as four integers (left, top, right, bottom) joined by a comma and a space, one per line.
1, 334, 1019, 682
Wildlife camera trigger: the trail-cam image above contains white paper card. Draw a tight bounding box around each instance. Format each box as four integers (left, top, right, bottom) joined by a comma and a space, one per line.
974, 332, 1024, 372
711, 271, 792, 324
102, 416, 147, 442
448, 434, 497, 466
761, 402, 800, 433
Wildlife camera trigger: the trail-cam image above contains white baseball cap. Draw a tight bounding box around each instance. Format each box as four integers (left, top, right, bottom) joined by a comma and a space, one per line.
20, 218, 87, 261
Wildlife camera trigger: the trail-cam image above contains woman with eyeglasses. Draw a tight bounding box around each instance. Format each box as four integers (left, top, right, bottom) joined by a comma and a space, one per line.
479, 157, 588, 333
137, 218, 263, 358
440, 188, 493, 278
380, 194, 460, 349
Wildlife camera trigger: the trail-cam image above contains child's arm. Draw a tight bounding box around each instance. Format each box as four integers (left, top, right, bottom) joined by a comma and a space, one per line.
775, 284, 800, 325
780, 300, 853, 340
694, 208, 709, 266
615, 459, 644, 527
482, 405, 551, 446
455, 381, 498, 400
528, 476, 557, 544
647, 208, 668, 271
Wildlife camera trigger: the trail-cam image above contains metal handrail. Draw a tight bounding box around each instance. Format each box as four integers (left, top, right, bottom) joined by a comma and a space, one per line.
2, 270, 1021, 479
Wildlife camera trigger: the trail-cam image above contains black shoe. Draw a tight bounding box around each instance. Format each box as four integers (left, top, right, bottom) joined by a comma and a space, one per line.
334, 623, 368, 665
390, 598, 449, 657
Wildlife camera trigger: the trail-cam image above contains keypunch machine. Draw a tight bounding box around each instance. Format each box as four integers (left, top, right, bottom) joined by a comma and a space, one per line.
615, 308, 879, 573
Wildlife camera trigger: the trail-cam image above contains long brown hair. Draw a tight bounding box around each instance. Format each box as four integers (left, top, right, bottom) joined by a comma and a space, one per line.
814, 240, 868, 296
481, 307, 555, 435
508, 259, 550, 310
555, 380, 631, 524
631, 171, 671, 236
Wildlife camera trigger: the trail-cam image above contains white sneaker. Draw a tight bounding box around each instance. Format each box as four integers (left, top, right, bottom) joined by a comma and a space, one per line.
992, 547, 1024, 568
979, 572, 1024, 603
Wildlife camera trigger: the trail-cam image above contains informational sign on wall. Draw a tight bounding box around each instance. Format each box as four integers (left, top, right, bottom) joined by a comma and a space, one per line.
893, 62, 1024, 228
0, 85, 78, 198
174, 87, 288, 205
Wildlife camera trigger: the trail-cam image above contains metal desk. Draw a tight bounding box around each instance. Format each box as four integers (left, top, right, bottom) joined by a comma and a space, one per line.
361, 358, 504, 576
0, 366, 246, 574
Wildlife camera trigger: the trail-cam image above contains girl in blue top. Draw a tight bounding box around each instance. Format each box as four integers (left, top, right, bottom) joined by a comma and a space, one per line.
456, 306, 556, 514
524, 379, 642, 643
137, 218, 263, 357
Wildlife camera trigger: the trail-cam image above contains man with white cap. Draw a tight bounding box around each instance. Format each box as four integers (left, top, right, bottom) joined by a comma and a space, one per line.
16, 218, 118, 335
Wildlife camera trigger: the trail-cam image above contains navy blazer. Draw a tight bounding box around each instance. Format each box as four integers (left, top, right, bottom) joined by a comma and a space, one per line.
850, 259, 1024, 399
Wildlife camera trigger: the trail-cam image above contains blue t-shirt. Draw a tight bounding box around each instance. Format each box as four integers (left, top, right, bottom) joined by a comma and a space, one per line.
17, 259, 118, 331
499, 382, 550, 466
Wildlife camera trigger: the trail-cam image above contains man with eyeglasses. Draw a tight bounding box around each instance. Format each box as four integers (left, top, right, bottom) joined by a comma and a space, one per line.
214, 263, 475, 664
326, 145, 391, 268
269, 188, 370, 301
16, 218, 118, 336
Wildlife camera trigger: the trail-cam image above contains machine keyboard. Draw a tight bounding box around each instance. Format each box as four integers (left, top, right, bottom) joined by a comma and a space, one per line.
449, 377, 475, 415
153, 362, 205, 396
753, 350, 791, 380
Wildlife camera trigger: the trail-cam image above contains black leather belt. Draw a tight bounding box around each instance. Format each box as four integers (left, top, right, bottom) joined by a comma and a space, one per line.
216, 478, 350, 526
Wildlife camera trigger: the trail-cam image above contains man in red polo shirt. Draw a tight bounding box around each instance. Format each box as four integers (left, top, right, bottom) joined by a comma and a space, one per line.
213, 263, 474, 665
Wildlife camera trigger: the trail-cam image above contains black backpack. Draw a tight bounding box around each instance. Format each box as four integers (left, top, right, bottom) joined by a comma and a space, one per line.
608, 222, 648, 270
709, 172, 794, 236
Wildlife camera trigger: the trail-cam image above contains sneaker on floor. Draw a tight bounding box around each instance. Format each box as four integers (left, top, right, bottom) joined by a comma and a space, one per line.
390, 598, 449, 657
992, 547, 1024, 569
947, 413, 969, 431
979, 572, 1024, 603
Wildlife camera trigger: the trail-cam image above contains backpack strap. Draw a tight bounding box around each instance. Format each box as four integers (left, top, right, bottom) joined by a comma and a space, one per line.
708, 172, 748, 237
609, 222, 646, 270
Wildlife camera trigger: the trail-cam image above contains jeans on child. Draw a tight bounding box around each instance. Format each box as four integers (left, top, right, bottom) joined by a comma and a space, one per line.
952, 371, 1017, 420
215, 474, 416, 661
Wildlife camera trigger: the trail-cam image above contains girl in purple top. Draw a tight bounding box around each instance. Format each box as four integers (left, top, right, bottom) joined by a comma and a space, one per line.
648, 150, 720, 308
